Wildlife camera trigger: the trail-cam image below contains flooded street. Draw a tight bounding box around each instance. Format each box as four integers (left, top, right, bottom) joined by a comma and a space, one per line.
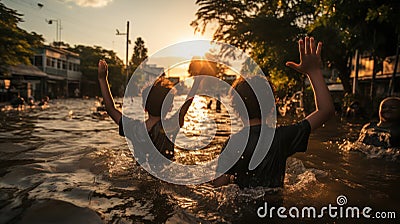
0, 97, 399, 223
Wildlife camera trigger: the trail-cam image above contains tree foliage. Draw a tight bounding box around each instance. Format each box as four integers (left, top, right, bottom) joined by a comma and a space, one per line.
309, 0, 399, 93
192, 0, 400, 95
129, 37, 148, 69
128, 37, 148, 85
69, 45, 125, 97
191, 0, 314, 96
0, 2, 44, 72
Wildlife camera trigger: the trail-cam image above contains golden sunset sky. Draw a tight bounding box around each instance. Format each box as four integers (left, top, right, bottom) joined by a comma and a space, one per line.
4, 0, 214, 64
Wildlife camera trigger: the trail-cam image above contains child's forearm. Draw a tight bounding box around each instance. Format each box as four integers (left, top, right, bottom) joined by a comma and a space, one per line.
98, 78, 122, 124
286, 37, 335, 130
177, 78, 201, 126
186, 77, 201, 99
306, 70, 335, 130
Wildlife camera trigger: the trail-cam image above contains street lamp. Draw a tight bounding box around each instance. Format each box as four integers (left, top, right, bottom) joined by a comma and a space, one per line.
116, 21, 130, 86
46, 19, 61, 47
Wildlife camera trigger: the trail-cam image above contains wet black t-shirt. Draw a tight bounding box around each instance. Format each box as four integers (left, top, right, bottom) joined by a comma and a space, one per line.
118, 99, 193, 162
217, 120, 311, 188
118, 117, 179, 161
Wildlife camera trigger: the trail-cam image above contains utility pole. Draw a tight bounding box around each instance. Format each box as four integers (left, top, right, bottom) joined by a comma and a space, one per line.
46, 19, 61, 47
352, 49, 359, 94
116, 21, 130, 87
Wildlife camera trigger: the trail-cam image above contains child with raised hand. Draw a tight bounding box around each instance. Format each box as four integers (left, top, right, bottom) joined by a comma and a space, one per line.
98, 60, 202, 162
213, 37, 335, 188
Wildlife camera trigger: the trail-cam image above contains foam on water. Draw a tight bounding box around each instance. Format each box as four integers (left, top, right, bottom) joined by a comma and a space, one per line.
339, 140, 400, 161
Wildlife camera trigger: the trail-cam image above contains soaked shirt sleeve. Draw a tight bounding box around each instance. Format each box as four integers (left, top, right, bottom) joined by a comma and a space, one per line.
118, 116, 143, 137
280, 119, 311, 157
119, 117, 124, 136
118, 117, 126, 136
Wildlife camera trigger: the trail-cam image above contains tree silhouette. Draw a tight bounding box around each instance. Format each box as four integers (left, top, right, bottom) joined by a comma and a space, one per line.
0, 2, 43, 72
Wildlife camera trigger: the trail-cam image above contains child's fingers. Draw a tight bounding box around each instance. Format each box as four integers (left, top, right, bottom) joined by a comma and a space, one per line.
98, 60, 105, 67
100, 60, 108, 68
316, 42, 322, 57
304, 36, 310, 55
299, 39, 305, 58
310, 37, 316, 54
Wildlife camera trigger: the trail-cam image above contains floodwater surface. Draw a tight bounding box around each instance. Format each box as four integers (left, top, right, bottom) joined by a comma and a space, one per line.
0, 97, 399, 223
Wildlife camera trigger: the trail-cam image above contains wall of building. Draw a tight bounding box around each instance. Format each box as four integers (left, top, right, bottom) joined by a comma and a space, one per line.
32, 46, 82, 98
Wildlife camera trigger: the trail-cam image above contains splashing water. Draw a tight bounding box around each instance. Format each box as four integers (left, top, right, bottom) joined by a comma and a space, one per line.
339, 140, 400, 161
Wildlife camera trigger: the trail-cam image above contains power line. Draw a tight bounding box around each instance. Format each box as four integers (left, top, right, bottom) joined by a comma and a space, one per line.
4, 0, 132, 60
8, 0, 108, 32
5, 0, 117, 44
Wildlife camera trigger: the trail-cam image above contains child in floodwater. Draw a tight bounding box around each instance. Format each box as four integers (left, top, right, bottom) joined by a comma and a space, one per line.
98, 60, 202, 163
213, 37, 335, 188
357, 97, 400, 148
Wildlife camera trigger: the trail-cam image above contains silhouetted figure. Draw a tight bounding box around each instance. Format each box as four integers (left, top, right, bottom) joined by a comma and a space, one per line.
96, 98, 106, 112
207, 100, 212, 109
11, 95, 25, 109
357, 97, 400, 148
38, 96, 49, 106
98, 60, 203, 165
212, 37, 335, 188
345, 100, 362, 118
74, 88, 80, 98
333, 97, 342, 115
216, 94, 221, 113
27, 96, 35, 107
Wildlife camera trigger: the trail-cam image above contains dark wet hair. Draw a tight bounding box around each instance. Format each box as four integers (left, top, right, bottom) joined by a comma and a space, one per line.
142, 76, 176, 117
381, 97, 400, 105
230, 76, 274, 120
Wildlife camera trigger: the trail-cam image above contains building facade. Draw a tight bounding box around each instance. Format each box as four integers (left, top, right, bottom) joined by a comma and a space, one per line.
33, 46, 82, 98
351, 54, 400, 97
0, 64, 48, 102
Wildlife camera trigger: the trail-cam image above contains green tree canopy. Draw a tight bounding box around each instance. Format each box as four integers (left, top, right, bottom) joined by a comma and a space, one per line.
0, 2, 44, 72
191, 0, 314, 97
192, 0, 400, 95
69, 45, 124, 97
128, 37, 148, 86
129, 37, 148, 69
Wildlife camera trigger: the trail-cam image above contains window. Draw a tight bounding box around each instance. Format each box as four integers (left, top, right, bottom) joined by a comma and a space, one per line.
34, 56, 43, 67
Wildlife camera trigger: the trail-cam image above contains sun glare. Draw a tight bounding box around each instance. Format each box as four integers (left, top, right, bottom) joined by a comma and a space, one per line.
154, 36, 213, 60
178, 40, 213, 59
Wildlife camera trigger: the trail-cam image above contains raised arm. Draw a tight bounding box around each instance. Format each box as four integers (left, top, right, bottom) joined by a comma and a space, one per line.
177, 76, 203, 127
286, 37, 335, 131
98, 59, 122, 124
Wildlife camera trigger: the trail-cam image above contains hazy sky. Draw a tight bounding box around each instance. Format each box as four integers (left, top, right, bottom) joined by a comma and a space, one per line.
3, 0, 214, 62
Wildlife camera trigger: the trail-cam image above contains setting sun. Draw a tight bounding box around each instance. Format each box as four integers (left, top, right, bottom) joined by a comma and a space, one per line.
154, 39, 214, 61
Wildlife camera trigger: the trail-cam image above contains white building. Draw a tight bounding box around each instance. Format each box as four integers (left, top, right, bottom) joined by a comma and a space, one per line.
33, 46, 82, 98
